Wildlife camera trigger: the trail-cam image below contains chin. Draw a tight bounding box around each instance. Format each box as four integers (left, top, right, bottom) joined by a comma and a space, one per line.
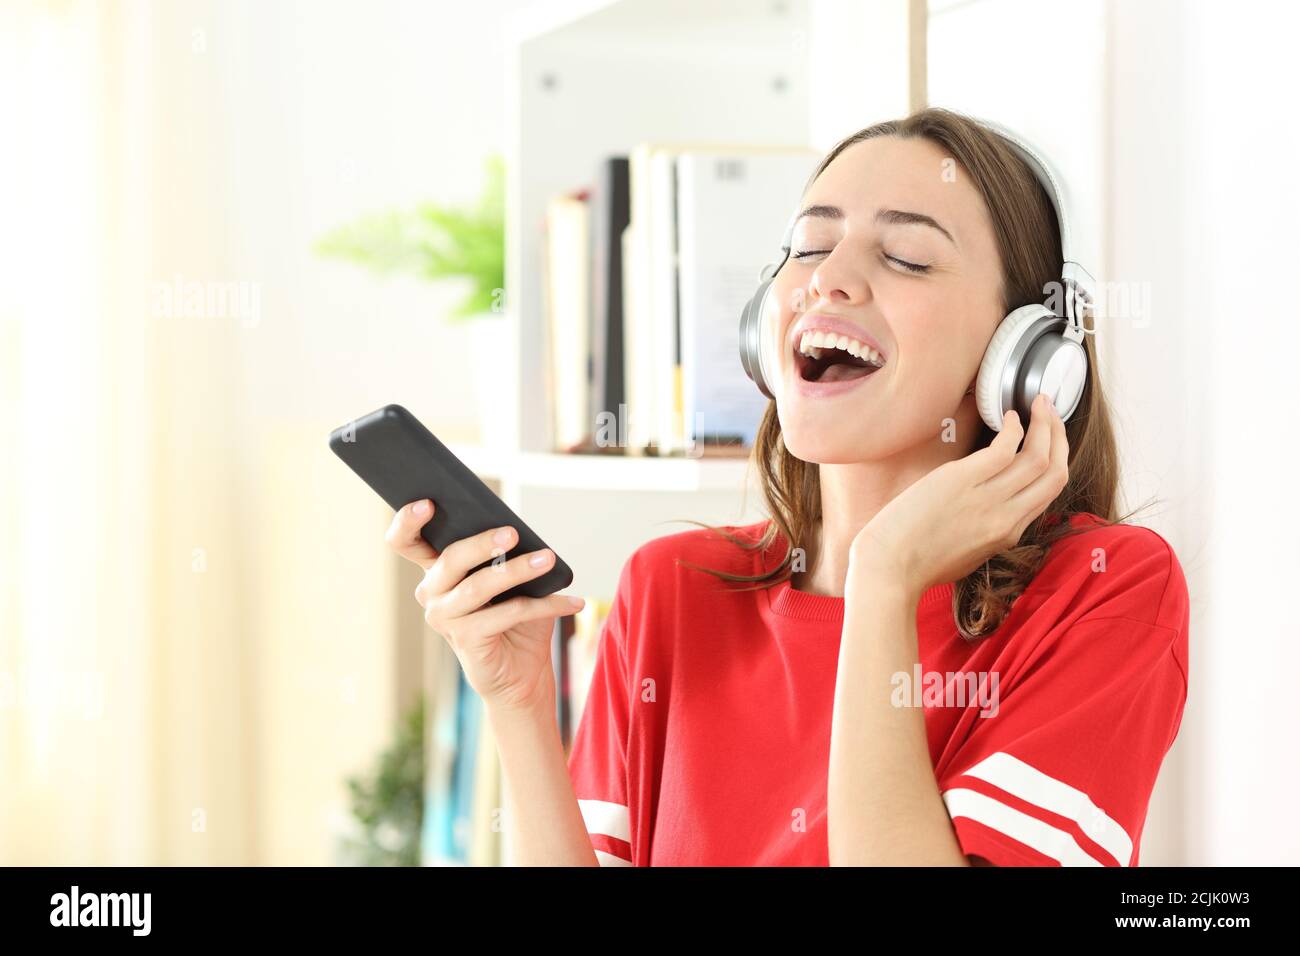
777, 407, 894, 465
786, 442, 878, 465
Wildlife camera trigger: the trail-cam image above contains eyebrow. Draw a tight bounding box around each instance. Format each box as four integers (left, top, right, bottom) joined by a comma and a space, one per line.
794, 204, 957, 247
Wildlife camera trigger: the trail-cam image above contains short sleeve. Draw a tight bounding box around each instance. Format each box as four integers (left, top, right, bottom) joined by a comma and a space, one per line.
566, 555, 636, 866
937, 532, 1190, 867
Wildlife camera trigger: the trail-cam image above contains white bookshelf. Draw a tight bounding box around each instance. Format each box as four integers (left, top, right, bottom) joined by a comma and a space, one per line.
449, 0, 918, 866
484, 0, 915, 563
505, 0, 813, 458
448, 444, 756, 493
485, 0, 827, 597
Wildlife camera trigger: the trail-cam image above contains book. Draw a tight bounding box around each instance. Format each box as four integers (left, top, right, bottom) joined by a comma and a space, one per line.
624, 142, 820, 455
564, 596, 614, 750
622, 142, 656, 457
543, 189, 592, 453
676, 148, 820, 448
448, 668, 482, 863
421, 636, 466, 866
650, 148, 681, 456
625, 141, 725, 456
468, 696, 501, 866
589, 157, 629, 452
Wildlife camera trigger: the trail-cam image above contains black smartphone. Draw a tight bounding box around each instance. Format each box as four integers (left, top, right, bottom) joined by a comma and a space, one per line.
328, 404, 573, 604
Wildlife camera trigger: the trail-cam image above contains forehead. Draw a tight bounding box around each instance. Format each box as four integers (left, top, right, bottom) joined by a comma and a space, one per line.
801, 134, 992, 251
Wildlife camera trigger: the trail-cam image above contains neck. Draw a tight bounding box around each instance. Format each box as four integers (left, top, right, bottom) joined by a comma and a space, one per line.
791, 392, 981, 598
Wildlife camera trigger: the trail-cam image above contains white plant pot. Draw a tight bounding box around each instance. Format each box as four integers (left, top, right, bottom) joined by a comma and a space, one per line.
469, 311, 513, 452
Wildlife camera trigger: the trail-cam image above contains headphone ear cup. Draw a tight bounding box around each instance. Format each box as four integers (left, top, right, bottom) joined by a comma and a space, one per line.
1033, 334, 1088, 422
976, 304, 1054, 431
740, 238, 792, 400
739, 277, 776, 400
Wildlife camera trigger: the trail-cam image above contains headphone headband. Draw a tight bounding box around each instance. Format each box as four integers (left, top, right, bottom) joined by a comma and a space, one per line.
974, 117, 1096, 336
776, 120, 1095, 333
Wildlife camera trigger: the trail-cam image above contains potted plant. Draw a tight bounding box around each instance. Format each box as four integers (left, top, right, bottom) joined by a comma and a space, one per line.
334, 694, 426, 867
315, 154, 508, 447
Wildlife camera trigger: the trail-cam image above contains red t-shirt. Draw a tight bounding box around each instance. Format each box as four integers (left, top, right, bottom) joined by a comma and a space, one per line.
566, 512, 1190, 866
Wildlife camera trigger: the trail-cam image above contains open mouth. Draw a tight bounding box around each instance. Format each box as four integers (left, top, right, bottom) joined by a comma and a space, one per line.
793, 331, 886, 384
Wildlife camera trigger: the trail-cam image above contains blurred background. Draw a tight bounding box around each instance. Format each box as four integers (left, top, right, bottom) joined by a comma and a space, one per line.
1, 0, 1297, 866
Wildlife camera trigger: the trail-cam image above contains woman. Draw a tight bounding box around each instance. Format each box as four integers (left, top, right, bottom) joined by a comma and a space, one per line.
386, 108, 1190, 866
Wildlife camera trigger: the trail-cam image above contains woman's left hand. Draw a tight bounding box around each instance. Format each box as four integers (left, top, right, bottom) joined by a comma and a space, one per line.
849, 392, 1069, 597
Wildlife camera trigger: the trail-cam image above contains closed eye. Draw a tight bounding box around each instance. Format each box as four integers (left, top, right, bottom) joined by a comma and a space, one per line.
790, 249, 931, 274
884, 253, 930, 274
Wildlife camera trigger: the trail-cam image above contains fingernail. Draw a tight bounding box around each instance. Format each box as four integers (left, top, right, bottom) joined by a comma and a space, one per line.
568, 596, 585, 609
412, 500, 428, 516
529, 549, 551, 567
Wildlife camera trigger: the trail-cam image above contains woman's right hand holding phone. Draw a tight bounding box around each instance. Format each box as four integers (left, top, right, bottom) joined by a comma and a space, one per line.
385, 498, 584, 715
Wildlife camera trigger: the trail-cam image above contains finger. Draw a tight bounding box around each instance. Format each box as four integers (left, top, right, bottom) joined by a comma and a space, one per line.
1007, 399, 1069, 520
981, 393, 1056, 497
445, 592, 585, 647
385, 499, 439, 570
420, 523, 518, 603
962, 408, 1024, 482
440, 546, 558, 618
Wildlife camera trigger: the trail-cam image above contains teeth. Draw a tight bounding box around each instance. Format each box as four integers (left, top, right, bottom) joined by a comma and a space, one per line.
798, 330, 884, 366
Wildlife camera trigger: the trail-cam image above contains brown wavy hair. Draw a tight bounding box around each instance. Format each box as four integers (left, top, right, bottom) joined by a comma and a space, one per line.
678, 107, 1147, 641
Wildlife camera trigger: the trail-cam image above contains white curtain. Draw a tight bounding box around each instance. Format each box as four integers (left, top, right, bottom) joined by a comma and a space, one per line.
0, 0, 461, 867
0, 0, 250, 864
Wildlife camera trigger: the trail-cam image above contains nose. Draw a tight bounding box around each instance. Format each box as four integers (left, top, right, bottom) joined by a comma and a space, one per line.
808, 243, 871, 306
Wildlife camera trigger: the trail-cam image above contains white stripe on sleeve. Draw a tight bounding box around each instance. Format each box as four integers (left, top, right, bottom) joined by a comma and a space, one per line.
952, 751, 1133, 866
942, 787, 1103, 866
577, 798, 631, 843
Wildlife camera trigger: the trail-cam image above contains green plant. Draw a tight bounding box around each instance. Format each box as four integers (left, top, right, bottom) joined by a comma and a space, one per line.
340, 693, 425, 867
314, 154, 505, 321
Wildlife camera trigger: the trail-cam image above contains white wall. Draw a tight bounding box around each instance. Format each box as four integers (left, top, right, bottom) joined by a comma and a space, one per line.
929, 0, 1300, 864
808, 0, 913, 149
1106, 0, 1300, 868
1152, 0, 1300, 865
184, 0, 532, 436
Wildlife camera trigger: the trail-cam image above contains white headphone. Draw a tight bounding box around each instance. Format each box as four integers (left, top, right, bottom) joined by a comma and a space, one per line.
738, 117, 1096, 432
